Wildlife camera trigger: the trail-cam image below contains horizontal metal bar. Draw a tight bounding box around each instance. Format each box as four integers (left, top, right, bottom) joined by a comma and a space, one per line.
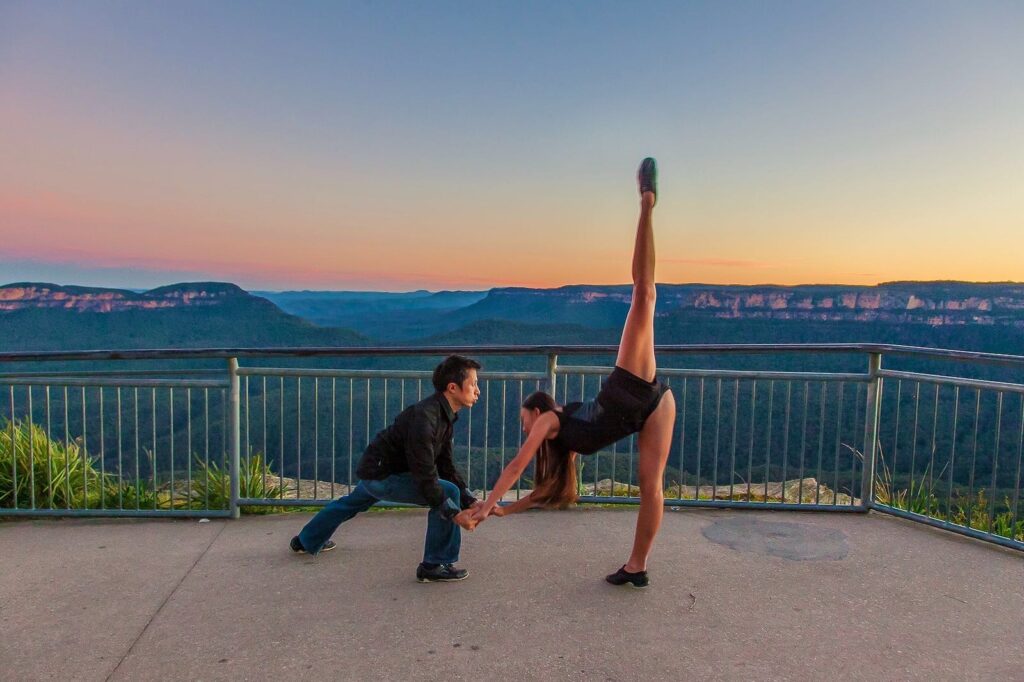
2, 343, 1022, 367
873, 504, 1024, 553
237, 497, 422, 509
559, 366, 870, 382
578, 496, 867, 511
0, 509, 233, 519
0, 343, 866, 363
236, 368, 434, 379
878, 369, 1024, 395
861, 344, 1024, 369
238, 496, 868, 513
0, 377, 229, 389
0, 369, 224, 379
236, 367, 547, 381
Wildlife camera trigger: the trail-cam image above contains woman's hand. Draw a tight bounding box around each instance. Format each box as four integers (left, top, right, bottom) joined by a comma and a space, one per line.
470, 505, 489, 525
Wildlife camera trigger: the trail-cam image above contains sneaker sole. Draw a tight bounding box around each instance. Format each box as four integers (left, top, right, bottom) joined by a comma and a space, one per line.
606, 578, 650, 588
416, 575, 469, 583
292, 543, 336, 555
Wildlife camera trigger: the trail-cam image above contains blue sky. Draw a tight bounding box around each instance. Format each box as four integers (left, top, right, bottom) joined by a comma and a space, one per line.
2, 1, 1022, 290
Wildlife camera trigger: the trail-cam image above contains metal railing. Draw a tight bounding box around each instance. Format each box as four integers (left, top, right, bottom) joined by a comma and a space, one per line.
1, 344, 1022, 552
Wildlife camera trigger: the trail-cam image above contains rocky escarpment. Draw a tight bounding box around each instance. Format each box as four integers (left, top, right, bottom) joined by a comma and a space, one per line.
0, 282, 251, 313
480, 282, 1024, 328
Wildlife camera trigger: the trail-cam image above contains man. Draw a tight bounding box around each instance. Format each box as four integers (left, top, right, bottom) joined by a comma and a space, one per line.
290, 354, 482, 583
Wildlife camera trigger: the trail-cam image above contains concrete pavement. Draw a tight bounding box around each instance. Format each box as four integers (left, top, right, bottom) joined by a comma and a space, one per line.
2, 507, 1022, 681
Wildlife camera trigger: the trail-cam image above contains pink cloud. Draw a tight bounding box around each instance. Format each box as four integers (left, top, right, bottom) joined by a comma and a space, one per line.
660, 257, 772, 268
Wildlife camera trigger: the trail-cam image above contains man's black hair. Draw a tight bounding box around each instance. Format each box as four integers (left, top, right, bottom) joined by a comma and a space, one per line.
432, 355, 482, 393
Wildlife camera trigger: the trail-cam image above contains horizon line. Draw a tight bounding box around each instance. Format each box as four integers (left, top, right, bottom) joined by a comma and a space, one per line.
3, 278, 1024, 296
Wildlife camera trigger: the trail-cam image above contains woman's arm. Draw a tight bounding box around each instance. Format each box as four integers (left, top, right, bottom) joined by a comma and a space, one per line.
471, 412, 559, 522
490, 493, 542, 516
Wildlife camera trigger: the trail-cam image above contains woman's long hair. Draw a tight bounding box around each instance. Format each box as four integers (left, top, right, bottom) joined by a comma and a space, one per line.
522, 391, 578, 509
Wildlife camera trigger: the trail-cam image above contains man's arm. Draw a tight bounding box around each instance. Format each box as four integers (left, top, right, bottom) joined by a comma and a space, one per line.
404, 406, 449, 511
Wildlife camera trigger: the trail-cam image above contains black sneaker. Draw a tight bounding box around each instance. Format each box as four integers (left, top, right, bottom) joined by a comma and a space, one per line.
638, 157, 657, 202
290, 536, 336, 554
605, 565, 649, 588
416, 563, 468, 583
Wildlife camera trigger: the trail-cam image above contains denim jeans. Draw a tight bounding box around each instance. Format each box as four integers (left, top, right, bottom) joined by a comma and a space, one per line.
297, 473, 463, 564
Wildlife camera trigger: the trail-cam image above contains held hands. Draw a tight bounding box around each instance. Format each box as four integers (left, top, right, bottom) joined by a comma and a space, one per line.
454, 509, 479, 531
454, 500, 487, 531
470, 499, 494, 522
456, 501, 506, 531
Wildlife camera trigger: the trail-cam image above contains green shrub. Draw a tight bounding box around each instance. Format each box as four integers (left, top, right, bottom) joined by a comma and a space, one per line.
190, 452, 285, 513
0, 419, 102, 509
1, 419, 286, 514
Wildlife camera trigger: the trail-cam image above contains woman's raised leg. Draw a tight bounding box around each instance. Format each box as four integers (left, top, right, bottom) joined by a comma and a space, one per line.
615, 158, 658, 382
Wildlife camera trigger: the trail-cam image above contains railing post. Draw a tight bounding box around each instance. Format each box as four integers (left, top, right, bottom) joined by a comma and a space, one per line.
860, 352, 883, 510
227, 357, 241, 519
546, 353, 558, 401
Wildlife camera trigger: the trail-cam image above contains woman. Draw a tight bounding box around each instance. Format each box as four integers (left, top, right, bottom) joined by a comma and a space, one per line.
467, 157, 677, 588
488, 391, 580, 516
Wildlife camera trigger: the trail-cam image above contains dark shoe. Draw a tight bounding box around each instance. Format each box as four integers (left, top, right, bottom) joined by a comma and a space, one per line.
416, 563, 468, 583
290, 536, 336, 554
638, 157, 657, 202
605, 565, 649, 588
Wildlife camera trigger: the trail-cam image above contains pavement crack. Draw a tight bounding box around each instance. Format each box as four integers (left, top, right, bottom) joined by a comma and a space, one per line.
105, 522, 228, 681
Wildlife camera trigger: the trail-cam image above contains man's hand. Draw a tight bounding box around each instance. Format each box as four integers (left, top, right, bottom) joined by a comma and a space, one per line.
454, 509, 478, 531
489, 505, 506, 517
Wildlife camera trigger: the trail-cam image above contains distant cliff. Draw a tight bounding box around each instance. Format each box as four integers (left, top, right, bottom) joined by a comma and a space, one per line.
4, 281, 1023, 350
0, 282, 251, 313
462, 282, 1024, 329
0, 282, 369, 351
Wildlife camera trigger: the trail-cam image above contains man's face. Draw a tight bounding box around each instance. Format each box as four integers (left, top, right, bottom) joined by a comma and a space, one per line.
447, 369, 480, 409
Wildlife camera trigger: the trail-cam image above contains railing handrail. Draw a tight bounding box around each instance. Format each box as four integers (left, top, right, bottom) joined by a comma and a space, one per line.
2, 342, 1023, 367
2, 343, 1022, 552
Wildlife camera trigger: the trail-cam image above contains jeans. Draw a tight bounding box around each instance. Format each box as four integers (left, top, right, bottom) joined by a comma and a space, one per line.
297, 473, 463, 564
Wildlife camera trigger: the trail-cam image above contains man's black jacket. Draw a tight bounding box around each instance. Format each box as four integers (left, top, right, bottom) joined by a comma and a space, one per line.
355, 392, 476, 510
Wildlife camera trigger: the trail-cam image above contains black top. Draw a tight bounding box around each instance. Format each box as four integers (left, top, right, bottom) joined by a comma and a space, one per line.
551, 366, 670, 455
356, 392, 476, 510
552, 399, 631, 456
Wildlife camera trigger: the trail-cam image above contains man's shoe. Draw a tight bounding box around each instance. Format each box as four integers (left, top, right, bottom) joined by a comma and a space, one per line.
605, 565, 649, 588
638, 157, 657, 202
416, 563, 469, 583
290, 536, 336, 554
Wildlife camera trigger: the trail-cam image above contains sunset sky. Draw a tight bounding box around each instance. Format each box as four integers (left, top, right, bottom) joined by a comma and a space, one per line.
2, 1, 1022, 292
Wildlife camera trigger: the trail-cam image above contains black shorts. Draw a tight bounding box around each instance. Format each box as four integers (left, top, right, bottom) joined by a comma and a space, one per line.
597, 366, 670, 434
554, 367, 669, 455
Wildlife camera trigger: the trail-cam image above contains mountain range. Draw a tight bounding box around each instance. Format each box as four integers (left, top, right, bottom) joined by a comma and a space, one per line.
2, 281, 1023, 357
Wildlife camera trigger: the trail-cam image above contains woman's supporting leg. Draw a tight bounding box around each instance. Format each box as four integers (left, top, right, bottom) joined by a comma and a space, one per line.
625, 389, 676, 572
615, 175, 659, 382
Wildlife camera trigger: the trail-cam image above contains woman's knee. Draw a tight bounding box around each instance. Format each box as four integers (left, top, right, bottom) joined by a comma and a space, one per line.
639, 469, 665, 490
640, 484, 665, 504
632, 283, 657, 308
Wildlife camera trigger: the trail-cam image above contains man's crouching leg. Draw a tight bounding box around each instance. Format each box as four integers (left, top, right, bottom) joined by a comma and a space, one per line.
417, 479, 469, 582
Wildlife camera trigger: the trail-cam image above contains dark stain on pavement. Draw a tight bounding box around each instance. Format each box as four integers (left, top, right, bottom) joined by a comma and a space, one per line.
702, 517, 849, 561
